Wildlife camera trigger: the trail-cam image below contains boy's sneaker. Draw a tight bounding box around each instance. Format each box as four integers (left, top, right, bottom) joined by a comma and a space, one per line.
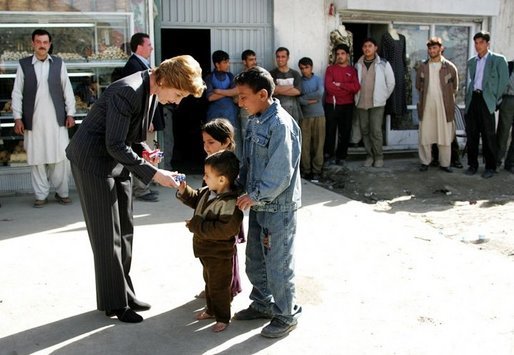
310, 174, 321, 183
260, 317, 298, 338
233, 306, 272, 320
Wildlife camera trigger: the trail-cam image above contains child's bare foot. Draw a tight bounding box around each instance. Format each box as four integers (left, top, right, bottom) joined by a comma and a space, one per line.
212, 322, 228, 332
195, 310, 215, 320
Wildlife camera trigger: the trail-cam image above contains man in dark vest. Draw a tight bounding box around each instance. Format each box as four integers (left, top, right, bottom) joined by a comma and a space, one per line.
121, 32, 165, 202
11, 29, 76, 208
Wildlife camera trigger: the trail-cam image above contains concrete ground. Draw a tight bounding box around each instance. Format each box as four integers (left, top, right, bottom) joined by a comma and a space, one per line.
1, 175, 514, 355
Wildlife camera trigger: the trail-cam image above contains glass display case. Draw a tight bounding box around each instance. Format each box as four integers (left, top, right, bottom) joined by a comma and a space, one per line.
0, 11, 133, 166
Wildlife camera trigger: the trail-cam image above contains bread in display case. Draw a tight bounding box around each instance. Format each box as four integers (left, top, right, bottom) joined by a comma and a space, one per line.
0, 11, 133, 167
0, 0, 132, 12
0, 12, 132, 64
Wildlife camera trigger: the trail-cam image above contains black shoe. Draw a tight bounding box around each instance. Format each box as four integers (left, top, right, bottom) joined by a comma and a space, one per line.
439, 166, 452, 173
464, 167, 477, 176
481, 169, 495, 179
451, 161, 463, 169
105, 299, 150, 317
260, 317, 298, 338
233, 306, 272, 320
135, 193, 159, 202
115, 307, 143, 323
301, 173, 313, 180
129, 299, 151, 311
419, 164, 428, 172
106, 307, 143, 323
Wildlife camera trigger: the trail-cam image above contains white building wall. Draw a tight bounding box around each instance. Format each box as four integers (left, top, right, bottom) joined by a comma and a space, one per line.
272, 0, 512, 82
273, 0, 333, 76
343, 0, 500, 16
495, 0, 514, 59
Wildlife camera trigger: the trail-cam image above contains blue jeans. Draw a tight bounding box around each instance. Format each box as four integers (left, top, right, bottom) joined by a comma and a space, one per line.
246, 209, 301, 324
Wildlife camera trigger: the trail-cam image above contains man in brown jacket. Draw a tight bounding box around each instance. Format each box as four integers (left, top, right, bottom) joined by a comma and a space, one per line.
416, 37, 459, 172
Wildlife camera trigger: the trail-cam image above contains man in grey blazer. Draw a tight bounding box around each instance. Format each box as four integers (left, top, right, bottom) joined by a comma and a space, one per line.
464, 31, 509, 178
66, 55, 205, 323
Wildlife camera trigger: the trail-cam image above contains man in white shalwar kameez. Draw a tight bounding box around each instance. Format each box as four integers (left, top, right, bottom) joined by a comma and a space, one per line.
11, 29, 76, 207
416, 37, 459, 173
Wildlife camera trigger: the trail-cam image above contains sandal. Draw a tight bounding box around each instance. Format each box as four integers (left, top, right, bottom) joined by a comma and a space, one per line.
212, 322, 228, 332
195, 310, 215, 320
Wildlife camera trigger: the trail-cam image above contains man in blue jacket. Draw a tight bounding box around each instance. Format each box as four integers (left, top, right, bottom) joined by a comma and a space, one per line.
464, 31, 509, 178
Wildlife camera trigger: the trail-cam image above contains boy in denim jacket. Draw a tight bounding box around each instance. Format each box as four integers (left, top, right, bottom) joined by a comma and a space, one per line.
233, 66, 302, 338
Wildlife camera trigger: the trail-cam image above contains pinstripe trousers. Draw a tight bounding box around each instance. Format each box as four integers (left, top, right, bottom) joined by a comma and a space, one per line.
71, 163, 137, 311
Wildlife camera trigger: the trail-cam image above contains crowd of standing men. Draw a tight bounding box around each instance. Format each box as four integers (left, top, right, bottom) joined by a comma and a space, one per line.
216, 30, 513, 180
8, 28, 514, 207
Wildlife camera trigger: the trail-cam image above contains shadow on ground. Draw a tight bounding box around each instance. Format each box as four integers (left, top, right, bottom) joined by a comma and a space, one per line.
0, 299, 279, 355
318, 154, 514, 214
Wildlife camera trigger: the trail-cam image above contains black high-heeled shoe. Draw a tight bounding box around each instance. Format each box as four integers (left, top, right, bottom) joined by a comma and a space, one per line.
105, 307, 143, 323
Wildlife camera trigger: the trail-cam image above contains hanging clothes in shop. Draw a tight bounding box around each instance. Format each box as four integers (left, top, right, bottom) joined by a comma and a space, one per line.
380, 30, 408, 116
329, 24, 354, 64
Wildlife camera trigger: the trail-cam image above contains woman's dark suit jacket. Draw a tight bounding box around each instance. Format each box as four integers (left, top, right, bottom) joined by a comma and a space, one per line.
66, 70, 157, 183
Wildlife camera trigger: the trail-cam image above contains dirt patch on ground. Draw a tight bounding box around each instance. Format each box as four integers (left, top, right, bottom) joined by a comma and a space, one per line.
317, 152, 514, 256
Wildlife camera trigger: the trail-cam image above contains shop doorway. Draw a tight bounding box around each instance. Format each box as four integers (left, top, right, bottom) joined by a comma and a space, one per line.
344, 23, 368, 64
345, 23, 392, 145
161, 28, 211, 172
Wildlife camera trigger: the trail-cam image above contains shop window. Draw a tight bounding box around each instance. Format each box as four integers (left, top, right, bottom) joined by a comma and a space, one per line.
394, 24, 431, 130
346, 21, 473, 133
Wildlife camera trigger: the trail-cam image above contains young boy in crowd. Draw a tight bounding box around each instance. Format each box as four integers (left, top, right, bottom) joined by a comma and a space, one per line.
205, 50, 240, 156
233, 66, 302, 338
175, 150, 243, 333
298, 57, 325, 182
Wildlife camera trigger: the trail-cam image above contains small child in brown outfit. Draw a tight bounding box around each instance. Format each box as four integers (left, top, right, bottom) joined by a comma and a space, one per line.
175, 150, 243, 332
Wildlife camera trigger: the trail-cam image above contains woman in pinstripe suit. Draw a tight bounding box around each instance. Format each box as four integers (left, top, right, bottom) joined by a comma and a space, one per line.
66, 55, 205, 323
